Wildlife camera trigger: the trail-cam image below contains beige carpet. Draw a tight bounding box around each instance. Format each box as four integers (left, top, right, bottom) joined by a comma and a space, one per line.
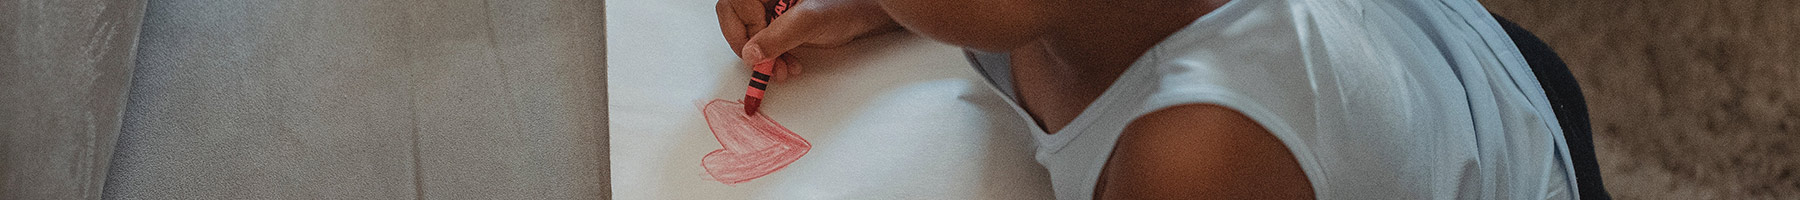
1482, 0, 1800, 199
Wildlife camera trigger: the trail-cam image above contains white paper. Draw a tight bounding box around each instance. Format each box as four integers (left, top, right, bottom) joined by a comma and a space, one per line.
607, 0, 1055, 199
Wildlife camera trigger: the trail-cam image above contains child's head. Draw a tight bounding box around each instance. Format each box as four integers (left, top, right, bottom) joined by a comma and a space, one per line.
877, 0, 1056, 52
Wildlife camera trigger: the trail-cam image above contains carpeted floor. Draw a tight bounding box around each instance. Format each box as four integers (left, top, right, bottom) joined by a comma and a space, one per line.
1481, 0, 1800, 199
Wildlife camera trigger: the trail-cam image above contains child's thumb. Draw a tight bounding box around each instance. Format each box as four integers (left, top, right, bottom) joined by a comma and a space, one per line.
739, 15, 809, 64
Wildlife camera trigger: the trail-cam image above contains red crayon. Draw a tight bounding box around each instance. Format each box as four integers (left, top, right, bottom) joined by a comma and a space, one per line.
744, 59, 775, 114
744, 0, 797, 115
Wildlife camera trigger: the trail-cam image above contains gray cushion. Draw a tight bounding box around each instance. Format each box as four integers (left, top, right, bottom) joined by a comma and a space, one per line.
103, 1, 608, 199
0, 0, 145, 199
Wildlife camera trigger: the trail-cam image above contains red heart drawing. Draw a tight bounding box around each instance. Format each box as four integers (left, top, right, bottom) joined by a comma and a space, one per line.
700, 99, 811, 185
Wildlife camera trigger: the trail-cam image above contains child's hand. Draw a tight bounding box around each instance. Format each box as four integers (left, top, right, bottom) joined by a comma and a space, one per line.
716, 0, 899, 81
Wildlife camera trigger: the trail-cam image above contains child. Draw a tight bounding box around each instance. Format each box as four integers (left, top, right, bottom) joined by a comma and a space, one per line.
717, 0, 1606, 199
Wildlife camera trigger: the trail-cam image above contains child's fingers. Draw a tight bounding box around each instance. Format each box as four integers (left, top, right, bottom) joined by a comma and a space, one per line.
769, 58, 788, 82
729, 0, 767, 33
782, 55, 802, 81
715, 4, 747, 54
765, 56, 803, 83
715, 0, 765, 55
739, 8, 815, 65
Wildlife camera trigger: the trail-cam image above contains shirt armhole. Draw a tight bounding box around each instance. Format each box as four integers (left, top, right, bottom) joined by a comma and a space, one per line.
1139, 86, 1330, 198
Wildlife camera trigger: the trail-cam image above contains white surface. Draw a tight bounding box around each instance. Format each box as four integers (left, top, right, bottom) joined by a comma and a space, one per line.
606, 0, 1055, 199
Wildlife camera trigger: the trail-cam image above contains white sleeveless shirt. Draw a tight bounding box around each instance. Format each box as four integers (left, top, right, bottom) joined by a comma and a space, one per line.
967, 0, 1579, 199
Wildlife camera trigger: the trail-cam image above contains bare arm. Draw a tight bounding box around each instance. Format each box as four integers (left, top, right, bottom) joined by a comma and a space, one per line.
1098, 104, 1314, 199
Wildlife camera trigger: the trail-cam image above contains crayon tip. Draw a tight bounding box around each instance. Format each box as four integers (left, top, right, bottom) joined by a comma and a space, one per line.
743, 96, 762, 115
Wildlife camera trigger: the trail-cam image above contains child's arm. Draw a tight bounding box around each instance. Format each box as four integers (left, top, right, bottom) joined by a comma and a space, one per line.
716, 0, 901, 80
1101, 104, 1314, 199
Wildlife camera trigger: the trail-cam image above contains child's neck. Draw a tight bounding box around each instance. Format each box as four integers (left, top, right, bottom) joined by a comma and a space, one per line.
1045, 0, 1227, 74
1010, 0, 1228, 133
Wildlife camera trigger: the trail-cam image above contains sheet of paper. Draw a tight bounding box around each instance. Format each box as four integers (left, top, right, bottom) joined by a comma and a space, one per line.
607, 0, 1055, 199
